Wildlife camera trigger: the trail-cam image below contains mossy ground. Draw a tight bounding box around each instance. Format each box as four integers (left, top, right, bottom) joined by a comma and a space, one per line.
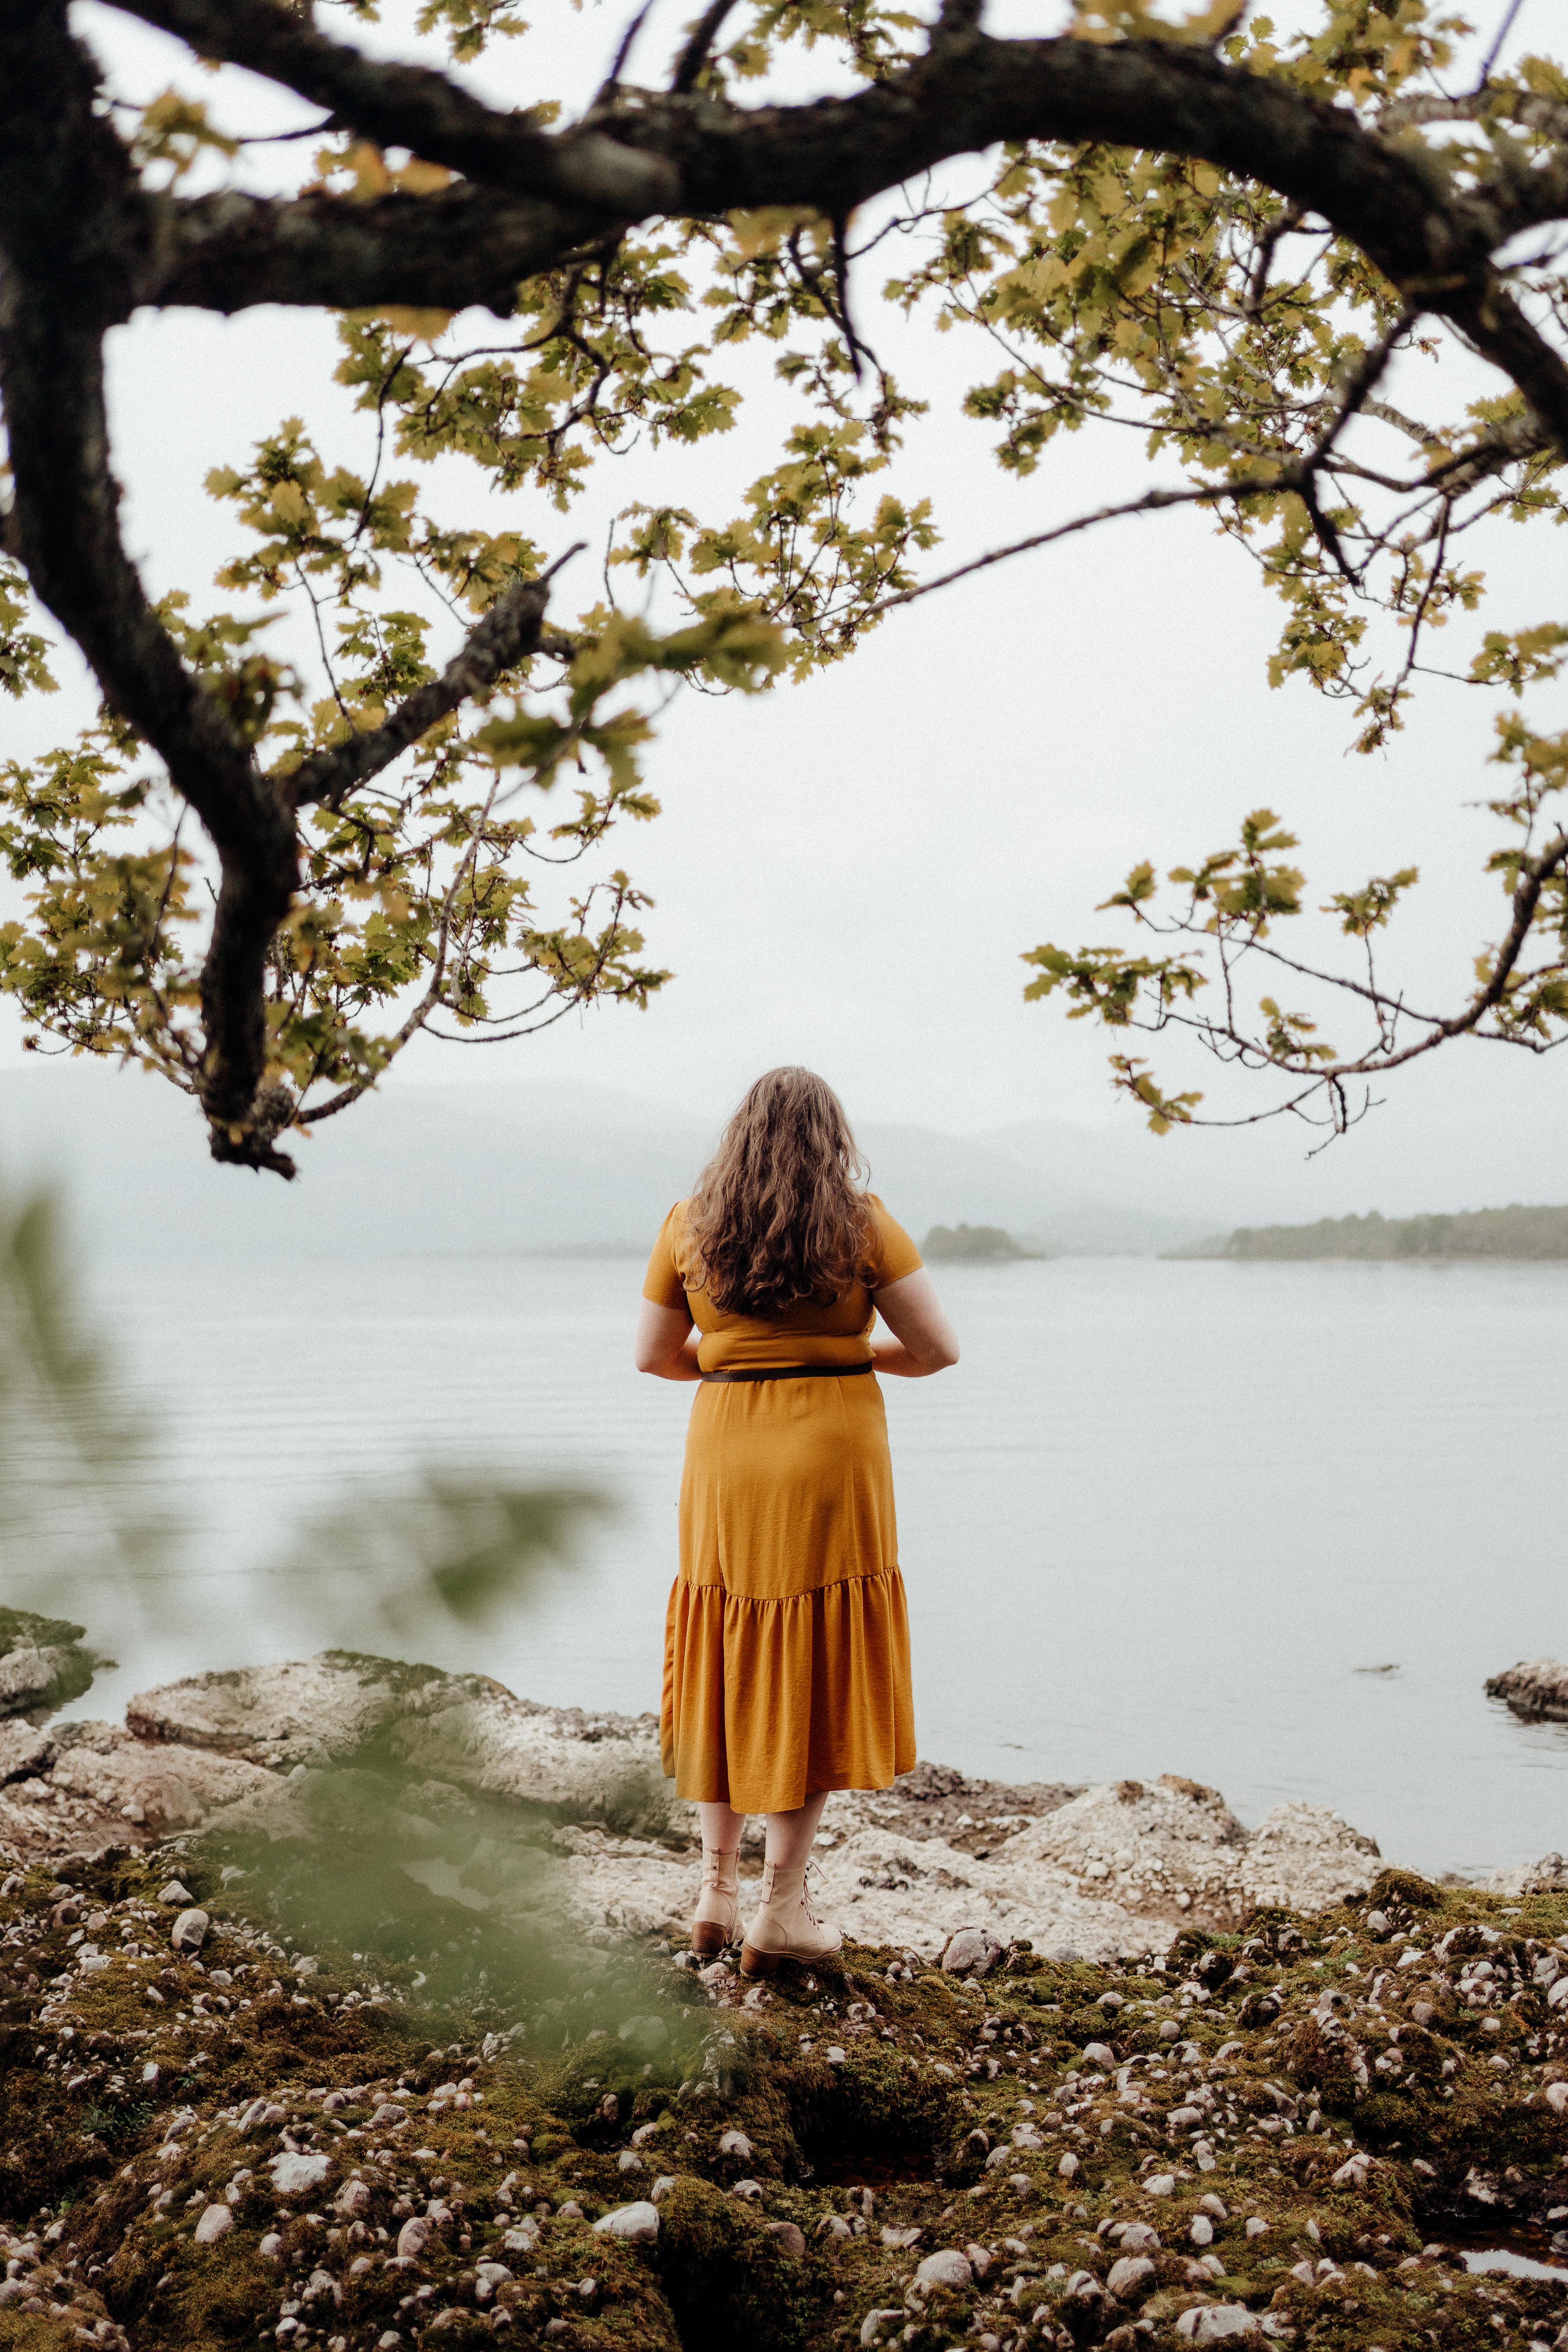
2, 1855, 1567, 2350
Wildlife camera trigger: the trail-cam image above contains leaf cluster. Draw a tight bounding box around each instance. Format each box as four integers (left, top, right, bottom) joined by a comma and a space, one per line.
2, 0, 1567, 1151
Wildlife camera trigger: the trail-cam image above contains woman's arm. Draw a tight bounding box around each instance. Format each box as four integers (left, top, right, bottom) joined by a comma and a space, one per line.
871, 1269, 960, 1378
635, 1299, 703, 1381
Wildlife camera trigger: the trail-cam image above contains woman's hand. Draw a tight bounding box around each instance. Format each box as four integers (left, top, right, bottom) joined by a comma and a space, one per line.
871, 1269, 960, 1378
635, 1300, 703, 1380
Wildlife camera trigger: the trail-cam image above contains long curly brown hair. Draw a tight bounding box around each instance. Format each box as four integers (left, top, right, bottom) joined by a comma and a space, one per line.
687, 1067, 873, 1318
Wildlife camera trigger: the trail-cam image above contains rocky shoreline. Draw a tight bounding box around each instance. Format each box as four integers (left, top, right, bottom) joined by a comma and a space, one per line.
4, 1647, 1390, 1960
4, 1623, 1568, 2351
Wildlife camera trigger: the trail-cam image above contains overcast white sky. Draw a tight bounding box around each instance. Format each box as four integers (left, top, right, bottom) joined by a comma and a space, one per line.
2, 0, 1562, 1221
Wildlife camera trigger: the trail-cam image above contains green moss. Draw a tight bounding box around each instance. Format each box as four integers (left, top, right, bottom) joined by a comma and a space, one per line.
3, 1852, 1567, 2349
1363, 1867, 1449, 1913
657, 2177, 820, 2350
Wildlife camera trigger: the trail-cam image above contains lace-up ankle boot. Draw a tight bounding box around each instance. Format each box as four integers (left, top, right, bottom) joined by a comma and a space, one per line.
740, 1860, 841, 1977
690, 1846, 741, 1958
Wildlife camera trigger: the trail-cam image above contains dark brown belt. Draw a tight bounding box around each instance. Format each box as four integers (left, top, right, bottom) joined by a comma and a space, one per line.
700, 1361, 875, 1383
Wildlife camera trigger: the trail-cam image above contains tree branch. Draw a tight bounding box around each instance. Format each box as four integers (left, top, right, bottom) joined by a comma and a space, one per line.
119, 4, 1568, 452
112, 0, 680, 216
671, 0, 741, 95
156, 184, 608, 317
287, 557, 577, 811
0, 0, 299, 1173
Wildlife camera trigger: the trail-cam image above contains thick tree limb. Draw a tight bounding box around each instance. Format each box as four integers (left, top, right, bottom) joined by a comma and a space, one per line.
0, 1, 299, 1171
116, 0, 1568, 448
114, 0, 680, 215
287, 569, 560, 811
158, 184, 607, 317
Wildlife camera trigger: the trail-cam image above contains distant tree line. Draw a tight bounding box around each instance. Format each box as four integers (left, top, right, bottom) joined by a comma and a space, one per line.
1216, 1205, 1568, 1263
922, 1223, 1044, 1264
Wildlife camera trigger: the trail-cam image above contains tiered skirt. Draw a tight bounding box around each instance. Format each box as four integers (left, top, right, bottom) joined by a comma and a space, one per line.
659, 1369, 916, 1813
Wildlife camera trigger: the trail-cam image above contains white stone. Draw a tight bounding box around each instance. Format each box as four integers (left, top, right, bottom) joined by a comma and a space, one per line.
270, 2152, 331, 2198
860, 2314, 904, 2347
1145, 2175, 1176, 2198
914, 2248, 973, 2291
170, 1908, 209, 1954
1191, 2217, 1214, 2247
593, 2201, 659, 2242
0, 1724, 55, 1785
1108, 2257, 1155, 2299
1176, 2306, 1259, 2343
1117, 2224, 1160, 2252
193, 2203, 233, 2245
942, 1929, 1003, 1977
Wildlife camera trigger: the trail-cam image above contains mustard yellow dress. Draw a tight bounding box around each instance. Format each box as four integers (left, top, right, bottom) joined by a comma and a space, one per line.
644, 1195, 921, 1814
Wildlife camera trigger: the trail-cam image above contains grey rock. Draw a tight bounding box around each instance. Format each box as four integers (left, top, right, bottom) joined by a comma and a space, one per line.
593, 2201, 659, 2242
0, 1724, 55, 1785
1176, 2306, 1259, 2343
397, 2217, 431, 2260
193, 2204, 233, 2246
913, 2248, 973, 2290
861, 2314, 904, 2347
941, 1928, 1003, 1977
170, 1907, 209, 1954
717, 2130, 753, 2163
1486, 1659, 1568, 1723
0, 1611, 95, 1721
158, 1881, 194, 1906
1108, 2256, 1156, 2300
269, 2152, 331, 2198
766, 2221, 806, 2256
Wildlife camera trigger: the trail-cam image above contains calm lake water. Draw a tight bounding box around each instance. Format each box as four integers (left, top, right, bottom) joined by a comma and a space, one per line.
13, 1254, 1567, 1880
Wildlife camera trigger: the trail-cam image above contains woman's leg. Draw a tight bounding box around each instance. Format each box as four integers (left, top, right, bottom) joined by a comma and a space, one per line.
691, 1799, 745, 1955
763, 1791, 827, 1871
742, 1791, 840, 1976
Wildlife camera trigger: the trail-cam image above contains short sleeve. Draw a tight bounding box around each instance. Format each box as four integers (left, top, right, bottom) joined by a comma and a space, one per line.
865, 1196, 922, 1290
642, 1202, 692, 1308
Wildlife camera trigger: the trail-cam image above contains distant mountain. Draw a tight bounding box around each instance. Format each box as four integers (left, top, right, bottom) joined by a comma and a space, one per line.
0, 1062, 1227, 1263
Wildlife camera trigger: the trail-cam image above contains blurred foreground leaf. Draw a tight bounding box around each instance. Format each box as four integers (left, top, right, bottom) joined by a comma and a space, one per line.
271, 1471, 611, 1645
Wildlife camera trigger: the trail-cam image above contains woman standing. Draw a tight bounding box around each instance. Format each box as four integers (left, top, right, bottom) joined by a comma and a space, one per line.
634, 1067, 959, 1978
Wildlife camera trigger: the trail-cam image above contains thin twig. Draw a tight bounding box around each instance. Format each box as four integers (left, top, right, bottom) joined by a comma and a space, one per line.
671, 0, 740, 94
